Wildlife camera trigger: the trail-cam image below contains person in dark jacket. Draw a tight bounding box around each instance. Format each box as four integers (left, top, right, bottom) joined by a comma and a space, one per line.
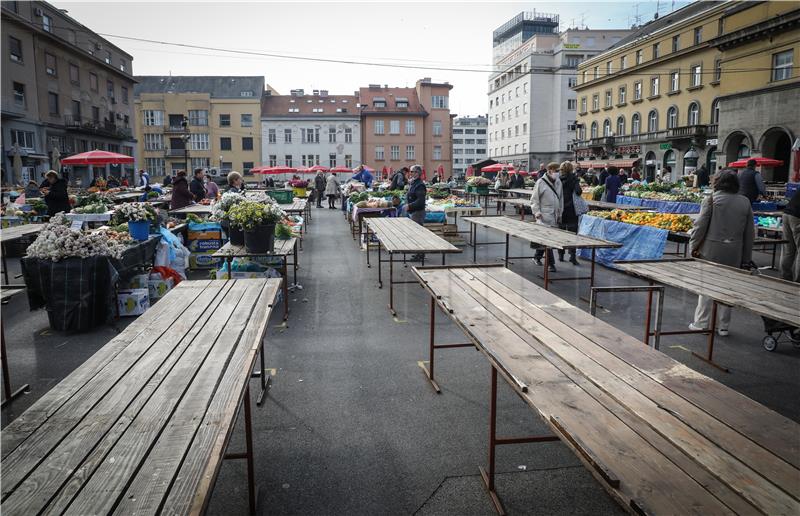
696, 164, 710, 188
226, 171, 244, 193
780, 192, 800, 283
389, 167, 407, 191
598, 167, 609, 188
557, 161, 582, 265
737, 159, 765, 202
162, 174, 172, 187
43, 170, 71, 216
604, 166, 622, 203
405, 165, 426, 226
25, 180, 41, 199
535, 164, 546, 180
170, 171, 195, 210
314, 171, 326, 208
511, 171, 525, 188
189, 168, 206, 201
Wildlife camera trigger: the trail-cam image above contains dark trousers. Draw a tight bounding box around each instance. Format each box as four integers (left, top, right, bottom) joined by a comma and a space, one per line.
316, 189, 324, 207
558, 220, 579, 260
327, 194, 336, 208
534, 247, 555, 264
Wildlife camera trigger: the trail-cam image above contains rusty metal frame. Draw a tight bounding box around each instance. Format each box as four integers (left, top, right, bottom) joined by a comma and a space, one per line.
420, 295, 476, 392
589, 285, 665, 350
222, 385, 257, 514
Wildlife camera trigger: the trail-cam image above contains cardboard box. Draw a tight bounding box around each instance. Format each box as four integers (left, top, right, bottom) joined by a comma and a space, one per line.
187, 238, 222, 252
214, 270, 268, 280
190, 252, 222, 269
126, 273, 149, 290
117, 289, 149, 316
147, 276, 175, 301
187, 230, 221, 241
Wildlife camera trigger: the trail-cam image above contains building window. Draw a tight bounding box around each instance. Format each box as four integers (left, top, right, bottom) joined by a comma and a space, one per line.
374, 119, 384, 135
389, 120, 400, 134
375, 146, 385, 160
329, 153, 337, 167
242, 162, 254, 174
240, 114, 253, 127
650, 76, 660, 96
284, 128, 292, 143
567, 99, 577, 110
616, 116, 626, 136
772, 50, 793, 81
188, 110, 208, 126
667, 107, 678, 129
143, 110, 164, 126
121, 86, 128, 104
713, 58, 722, 82
87, 74, 97, 93
92, 106, 100, 121
144, 133, 164, 150
12, 82, 25, 106
145, 158, 165, 176
67, 63, 80, 85
670, 71, 680, 92
268, 128, 276, 144
592, 94, 599, 111
242, 137, 253, 151
606, 61, 612, 75
634, 81, 642, 100
42, 14, 52, 32
47, 91, 59, 116
691, 65, 702, 86
432, 120, 442, 136
329, 126, 336, 143
635, 49, 643, 65
580, 97, 587, 113
345, 155, 353, 168
216, 114, 229, 127
220, 137, 232, 151
189, 133, 209, 150
603, 119, 612, 136
284, 155, 293, 166
107, 80, 114, 100
568, 77, 578, 88
344, 127, 352, 143
648, 110, 658, 132
406, 145, 415, 160
652, 42, 660, 59
45, 52, 57, 76
9, 36, 23, 62
605, 90, 612, 108
390, 145, 400, 160
431, 95, 448, 109
104, 51, 112, 65
269, 155, 277, 167
693, 27, 703, 45
711, 99, 720, 124
10, 130, 35, 150
620, 55, 627, 70
301, 128, 319, 143
593, 66, 599, 79
406, 120, 416, 135
618, 86, 626, 104
672, 35, 680, 53
120, 60, 127, 73
590, 122, 598, 138
631, 113, 641, 134
688, 102, 700, 125
190, 157, 210, 170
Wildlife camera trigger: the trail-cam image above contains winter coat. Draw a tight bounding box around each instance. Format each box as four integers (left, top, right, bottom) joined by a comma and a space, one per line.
604, 174, 622, 203
530, 175, 563, 227
206, 181, 219, 199
511, 174, 525, 188
389, 171, 406, 191
170, 177, 195, 210
737, 167, 765, 202
559, 172, 582, 225
190, 177, 206, 202
406, 179, 427, 213
314, 173, 326, 192
690, 191, 755, 267
44, 179, 71, 216
25, 184, 41, 198
227, 184, 243, 194
325, 175, 341, 196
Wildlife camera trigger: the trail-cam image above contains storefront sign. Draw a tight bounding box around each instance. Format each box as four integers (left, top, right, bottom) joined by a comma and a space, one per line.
563, 43, 581, 49
706, 139, 718, 146
614, 145, 641, 155
659, 143, 672, 150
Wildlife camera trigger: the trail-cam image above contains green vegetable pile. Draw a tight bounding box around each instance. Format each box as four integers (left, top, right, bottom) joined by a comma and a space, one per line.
76, 192, 112, 208
186, 213, 204, 223
73, 203, 109, 214
275, 223, 293, 239
147, 191, 159, 199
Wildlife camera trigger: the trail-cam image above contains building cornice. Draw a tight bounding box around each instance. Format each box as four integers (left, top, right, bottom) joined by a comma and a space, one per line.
716, 78, 800, 102
707, 8, 800, 50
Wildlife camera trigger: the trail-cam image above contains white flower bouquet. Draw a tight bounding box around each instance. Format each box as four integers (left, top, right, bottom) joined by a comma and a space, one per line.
211, 192, 245, 222
26, 213, 129, 262
115, 202, 157, 222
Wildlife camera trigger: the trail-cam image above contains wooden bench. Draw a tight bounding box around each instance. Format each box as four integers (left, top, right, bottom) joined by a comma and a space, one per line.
1, 224, 43, 285
614, 258, 800, 371
213, 238, 298, 322
463, 216, 621, 289
364, 218, 461, 316
169, 204, 213, 217
413, 264, 800, 515
0, 279, 281, 515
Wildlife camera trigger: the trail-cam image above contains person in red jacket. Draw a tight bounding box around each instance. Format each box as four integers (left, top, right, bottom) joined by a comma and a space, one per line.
169, 170, 194, 210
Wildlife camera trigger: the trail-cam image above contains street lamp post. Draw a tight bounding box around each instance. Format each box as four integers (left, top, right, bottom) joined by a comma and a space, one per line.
181, 115, 190, 174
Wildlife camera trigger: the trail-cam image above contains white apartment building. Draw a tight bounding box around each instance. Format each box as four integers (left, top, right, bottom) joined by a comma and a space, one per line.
261, 89, 361, 169
488, 11, 631, 169
452, 116, 488, 177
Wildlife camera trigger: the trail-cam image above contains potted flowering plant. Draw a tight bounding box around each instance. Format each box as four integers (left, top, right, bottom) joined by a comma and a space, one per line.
227, 200, 286, 253
113, 202, 158, 241
288, 178, 309, 198
211, 192, 246, 245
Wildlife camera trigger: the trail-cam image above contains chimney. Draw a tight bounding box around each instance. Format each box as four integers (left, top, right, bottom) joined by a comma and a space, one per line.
313, 89, 319, 95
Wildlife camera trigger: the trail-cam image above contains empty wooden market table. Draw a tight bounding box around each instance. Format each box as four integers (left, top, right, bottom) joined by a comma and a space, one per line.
1, 223, 43, 285
615, 258, 800, 370
364, 217, 461, 316
412, 264, 799, 515
1, 279, 282, 515
463, 215, 620, 289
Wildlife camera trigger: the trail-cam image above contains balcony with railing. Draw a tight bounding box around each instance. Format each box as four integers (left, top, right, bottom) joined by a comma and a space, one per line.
164, 125, 189, 134
165, 148, 187, 157
64, 115, 132, 139
666, 125, 708, 140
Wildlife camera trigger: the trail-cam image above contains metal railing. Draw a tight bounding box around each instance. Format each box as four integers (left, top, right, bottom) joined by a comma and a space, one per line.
666, 125, 707, 139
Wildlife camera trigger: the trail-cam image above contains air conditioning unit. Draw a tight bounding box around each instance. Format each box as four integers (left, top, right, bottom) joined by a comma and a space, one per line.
34, 8, 43, 16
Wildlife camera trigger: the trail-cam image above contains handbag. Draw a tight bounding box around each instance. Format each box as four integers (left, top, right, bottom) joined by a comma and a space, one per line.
573, 192, 589, 216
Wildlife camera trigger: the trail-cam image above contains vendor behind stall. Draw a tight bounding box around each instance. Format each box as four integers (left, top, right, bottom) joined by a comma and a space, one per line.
43, 170, 70, 216
170, 170, 194, 210
352, 165, 374, 188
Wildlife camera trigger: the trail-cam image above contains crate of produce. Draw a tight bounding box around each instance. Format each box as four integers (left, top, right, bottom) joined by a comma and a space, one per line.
466, 185, 490, 194
266, 189, 294, 204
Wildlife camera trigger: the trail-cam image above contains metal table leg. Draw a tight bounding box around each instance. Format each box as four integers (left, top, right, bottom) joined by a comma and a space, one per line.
691, 301, 729, 372
389, 252, 396, 316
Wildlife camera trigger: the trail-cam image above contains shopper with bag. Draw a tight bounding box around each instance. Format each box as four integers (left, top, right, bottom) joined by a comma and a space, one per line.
688, 170, 755, 336
557, 161, 584, 265
325, 172, 341, 209
530, 162, 563, 272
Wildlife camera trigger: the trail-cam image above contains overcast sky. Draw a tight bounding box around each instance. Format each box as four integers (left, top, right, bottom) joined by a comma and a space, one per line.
55, 1, 689, 116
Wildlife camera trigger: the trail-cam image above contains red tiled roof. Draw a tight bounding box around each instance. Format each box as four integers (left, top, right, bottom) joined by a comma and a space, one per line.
358, 87, 427, 115
261, 94, 359, 117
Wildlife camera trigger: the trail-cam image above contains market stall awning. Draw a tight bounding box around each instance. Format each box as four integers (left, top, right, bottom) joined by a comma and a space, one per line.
482, 163, 515, 173
60, 150, 134, 166
609, 159, 641, 168
580, 161, 607, 169
330, 166, 352, 173
254, 166, 298, 175
307, 165, 329, 173
466, 165, 474, 177
727, 157, 784, 168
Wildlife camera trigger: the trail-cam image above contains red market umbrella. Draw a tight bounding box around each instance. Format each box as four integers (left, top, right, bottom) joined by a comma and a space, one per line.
307, 165, 329, 173
481, 163, 515, 173
511, 170, 529, 176
258, 166, 297, 175
330, 166, 352, 173
436, 164, 445, 179
382, 166, 389, 179
60, 149, 134, 166
727, 157, 784, 168
466, 165, 474, 177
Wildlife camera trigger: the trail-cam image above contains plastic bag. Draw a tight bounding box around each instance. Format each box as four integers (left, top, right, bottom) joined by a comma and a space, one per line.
155, 227, 190, 279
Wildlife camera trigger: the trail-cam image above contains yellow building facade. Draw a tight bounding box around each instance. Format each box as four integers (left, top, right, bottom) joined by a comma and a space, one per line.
133, 76, 265, 181
574, 1, 799, 182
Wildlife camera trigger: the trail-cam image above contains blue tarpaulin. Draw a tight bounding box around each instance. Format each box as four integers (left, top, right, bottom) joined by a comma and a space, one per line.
577, 215, 667, 266
617, 195, 700, 213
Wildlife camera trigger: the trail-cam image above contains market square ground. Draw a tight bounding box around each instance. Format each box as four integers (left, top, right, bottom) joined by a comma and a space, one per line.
2, 208, 798, 515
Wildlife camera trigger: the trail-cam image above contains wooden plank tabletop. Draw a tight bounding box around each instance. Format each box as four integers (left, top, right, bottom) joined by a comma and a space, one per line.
463, 216, 622, 250
366, 218, 462, 254
0, 224, 43, 243
213, 238, 297, 258
278, 199, 307, 213
0, 279, 281, 515
499, 188, 534, 197
169, 204, 213, 215
615, 258, 800, 327
414, 265, 800, 515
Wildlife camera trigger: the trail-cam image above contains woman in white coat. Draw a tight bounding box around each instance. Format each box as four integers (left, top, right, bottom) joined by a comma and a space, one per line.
530, 162, 564, 272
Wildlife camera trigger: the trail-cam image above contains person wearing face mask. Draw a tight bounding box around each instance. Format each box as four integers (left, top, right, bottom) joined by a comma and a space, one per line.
557, 161, 582, 265
205, 172, 219, 199
530, 162, 563, 272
